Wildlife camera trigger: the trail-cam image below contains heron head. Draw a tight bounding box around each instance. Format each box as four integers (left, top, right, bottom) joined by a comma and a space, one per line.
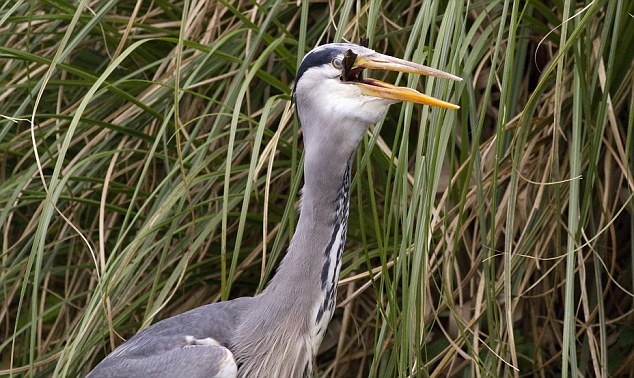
293, 43, 461, 162
294, 43, 460, 124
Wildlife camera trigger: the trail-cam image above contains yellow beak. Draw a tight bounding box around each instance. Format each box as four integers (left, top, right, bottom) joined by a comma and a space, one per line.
349, 53, 462, 109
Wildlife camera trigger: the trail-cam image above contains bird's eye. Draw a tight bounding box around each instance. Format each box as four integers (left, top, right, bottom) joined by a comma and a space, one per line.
332, 57, 343, 69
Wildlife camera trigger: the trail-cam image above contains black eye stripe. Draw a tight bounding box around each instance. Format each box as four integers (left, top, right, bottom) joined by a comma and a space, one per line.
294, 44, 366, 94
295, 49, 341, 87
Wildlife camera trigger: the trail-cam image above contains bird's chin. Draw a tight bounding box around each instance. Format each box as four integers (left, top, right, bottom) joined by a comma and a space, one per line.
357, 97, 393, 124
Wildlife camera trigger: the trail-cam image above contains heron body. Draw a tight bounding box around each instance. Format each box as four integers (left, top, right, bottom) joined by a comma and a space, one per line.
87, 43, 460, 378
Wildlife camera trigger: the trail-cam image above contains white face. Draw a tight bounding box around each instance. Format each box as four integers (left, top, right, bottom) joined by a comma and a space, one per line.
293, 44, 400, 161
294, 50, 395, 126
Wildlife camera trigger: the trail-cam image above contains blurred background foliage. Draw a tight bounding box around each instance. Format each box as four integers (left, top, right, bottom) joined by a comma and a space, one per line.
1, 0, 633, 376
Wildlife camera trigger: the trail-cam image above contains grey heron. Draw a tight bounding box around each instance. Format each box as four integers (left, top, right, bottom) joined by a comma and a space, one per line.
87, 42, 461, 378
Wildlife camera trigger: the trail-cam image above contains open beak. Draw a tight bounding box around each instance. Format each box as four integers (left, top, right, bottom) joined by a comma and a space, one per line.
345, 51, 462, 109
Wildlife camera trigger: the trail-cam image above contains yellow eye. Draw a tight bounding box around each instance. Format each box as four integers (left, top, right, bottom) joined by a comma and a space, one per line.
331, 57, 343, 69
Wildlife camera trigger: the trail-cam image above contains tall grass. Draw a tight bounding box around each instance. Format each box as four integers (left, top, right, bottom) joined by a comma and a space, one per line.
1, 0, 633, 376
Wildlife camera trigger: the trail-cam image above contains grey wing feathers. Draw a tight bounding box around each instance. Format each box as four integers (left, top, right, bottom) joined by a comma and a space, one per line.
87, 298, 251, 378
87, 342, 236, 378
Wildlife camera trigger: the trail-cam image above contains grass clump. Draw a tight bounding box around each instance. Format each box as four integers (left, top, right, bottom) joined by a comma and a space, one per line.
1, 0, 632, 376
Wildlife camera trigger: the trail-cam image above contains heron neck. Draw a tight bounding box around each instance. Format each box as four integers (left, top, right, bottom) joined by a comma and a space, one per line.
232, 118, 362, 377
236, 156, 352, 376
268, 153, 352, 289
262, 146, 353, 321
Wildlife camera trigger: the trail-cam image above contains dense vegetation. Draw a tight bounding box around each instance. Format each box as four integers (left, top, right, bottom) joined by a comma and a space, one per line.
1, 0, 632, 376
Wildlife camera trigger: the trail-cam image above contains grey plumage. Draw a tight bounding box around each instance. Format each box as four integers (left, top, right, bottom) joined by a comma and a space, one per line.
87, 42, 460, 378
88, 299, 248, 378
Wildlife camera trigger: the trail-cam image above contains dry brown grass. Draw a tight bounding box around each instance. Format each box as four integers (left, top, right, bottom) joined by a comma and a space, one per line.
1, 0, 632, 376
